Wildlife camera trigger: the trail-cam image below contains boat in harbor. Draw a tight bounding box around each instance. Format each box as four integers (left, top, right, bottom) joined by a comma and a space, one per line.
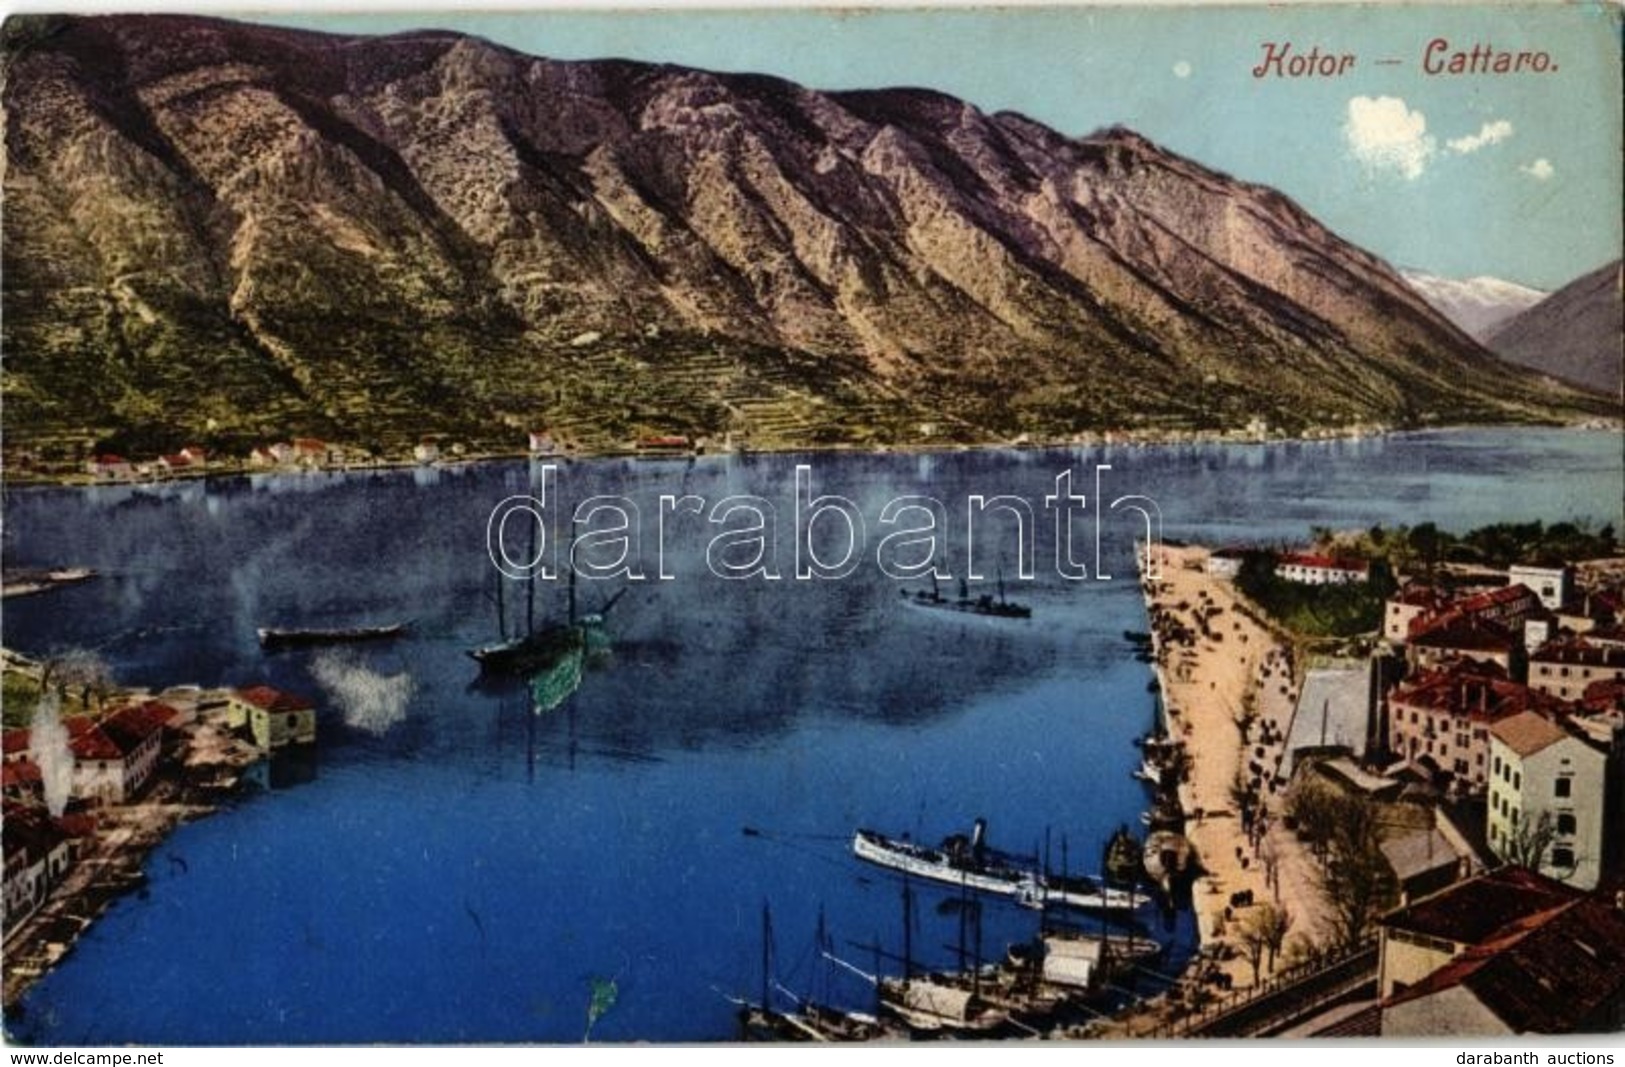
468, 503, 625, 680
257, 622, 409, 649
736, 904, 896, 1042
851, 820, 1139, 912
1005, 929, 1163, 995
2, 567, 96, 599
1102, 824, 1144, 886
899, 566, 1031, 620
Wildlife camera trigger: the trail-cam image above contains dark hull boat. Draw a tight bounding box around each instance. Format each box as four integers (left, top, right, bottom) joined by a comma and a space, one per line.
900, 568, 1031, 620
466, 622, 582, 675
258, 622, 409, 649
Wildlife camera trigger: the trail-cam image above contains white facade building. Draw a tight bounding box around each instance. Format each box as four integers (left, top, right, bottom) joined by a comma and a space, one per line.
1487, 710, 1611, 890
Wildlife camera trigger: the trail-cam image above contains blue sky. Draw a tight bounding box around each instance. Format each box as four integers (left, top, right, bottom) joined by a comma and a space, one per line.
258, 4, 1622, 291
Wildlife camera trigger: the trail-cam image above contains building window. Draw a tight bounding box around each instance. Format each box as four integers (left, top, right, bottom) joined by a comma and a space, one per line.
1556, 813, 1576, 835
1555, 777, 1572, 798
1513, 772, 1520, 790
1493, 755, 1502, 775
1551, 846, 1575, 869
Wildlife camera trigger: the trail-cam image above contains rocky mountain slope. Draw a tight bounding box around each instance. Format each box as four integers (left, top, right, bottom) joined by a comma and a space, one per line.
1400, 270, 1546, 342
1486, 261, 1622, 398
1, 14, 1609, 465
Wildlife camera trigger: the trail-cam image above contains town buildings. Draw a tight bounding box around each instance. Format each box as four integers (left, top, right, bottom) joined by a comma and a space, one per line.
1376, 869, 1625, 1035
1273, 553, 1368, 585
1486, 710, 1616, 889
227, 686, 317, 750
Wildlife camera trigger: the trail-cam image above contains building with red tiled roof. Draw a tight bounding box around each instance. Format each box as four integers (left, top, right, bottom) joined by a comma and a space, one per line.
1408, 616, 1523, 676
1274, 552, 1367, 586
3, 728, 32, 763
2, 761, 43, 802
85, 454, 131, 480
67, 704, 164, 805
1384, 660, 1574, 792
1375, 866, 1581, 1000
3, 800, 76, 934
1384, 584, 1452, 643
227, 686, 316, 751
1397, 583, 1545, 657
1380, 888, 1625, 1035
1529, 637, 1625, 702
1581, 678, 1625, 714
1586, 624, 1625, 651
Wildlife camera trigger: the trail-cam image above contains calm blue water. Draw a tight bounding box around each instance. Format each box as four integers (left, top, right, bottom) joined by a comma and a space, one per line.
2, 429, 1619, 1044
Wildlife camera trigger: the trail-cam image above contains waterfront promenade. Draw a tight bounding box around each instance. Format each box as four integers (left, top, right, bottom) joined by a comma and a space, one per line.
1142, 544, 1332, 990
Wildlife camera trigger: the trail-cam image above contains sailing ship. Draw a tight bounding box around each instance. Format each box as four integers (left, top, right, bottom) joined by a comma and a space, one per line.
899, 563, 1032, 620
735, 904, 894, 1042
851, 820, 1139, 912
1005, 929, 1162, 994
468, 506, 624, 682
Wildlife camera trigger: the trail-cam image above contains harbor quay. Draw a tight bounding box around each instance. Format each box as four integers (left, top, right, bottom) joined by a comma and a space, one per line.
1137, 545, 1332, 992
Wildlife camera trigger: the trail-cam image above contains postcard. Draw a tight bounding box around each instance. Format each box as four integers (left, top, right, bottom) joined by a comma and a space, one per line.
1, 2, 1621, 1046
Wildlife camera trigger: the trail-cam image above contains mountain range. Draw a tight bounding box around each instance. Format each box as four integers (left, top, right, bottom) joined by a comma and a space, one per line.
1399, 270, 1547, 343
0, 14, 1611, 465
1485, 261, 1622, 399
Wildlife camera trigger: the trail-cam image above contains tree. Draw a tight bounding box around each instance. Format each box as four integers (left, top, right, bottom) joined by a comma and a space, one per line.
1235, 903, 1294, 986
1496, 810, 1574, 879
45, 648, 116, 712
1237, 911, 1269, 987
1285, 778, 1340, 865
1319, 791, 1394, 948
1408, 523, 1441, 583
1255, 902, 1294, 970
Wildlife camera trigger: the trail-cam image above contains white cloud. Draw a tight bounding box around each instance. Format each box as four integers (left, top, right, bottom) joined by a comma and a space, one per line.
1344, 96, 1435, 180
1521, 158, 1555, 181
1172, 60, 1192, 79
1447, 119, 1513, 154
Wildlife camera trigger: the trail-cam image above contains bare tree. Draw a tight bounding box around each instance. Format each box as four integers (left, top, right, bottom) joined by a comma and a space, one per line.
1319, 790, 1394, 948
1497, 811, 1575, 879
1237, 913, 1268, 987
1257, 902, 1294, 970
50, 649, 116, 712
1236, 903, 1296, 985
1285, 777, 1340, 865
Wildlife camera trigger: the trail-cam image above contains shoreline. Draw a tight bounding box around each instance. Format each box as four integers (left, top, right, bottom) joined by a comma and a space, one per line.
1, 691, 263, 1014
3, 417, 1614, 491
1108, 543, 1334, 1031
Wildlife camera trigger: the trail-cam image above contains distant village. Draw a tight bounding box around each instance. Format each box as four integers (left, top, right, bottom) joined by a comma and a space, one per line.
46, 417, 1429, 487
1161, 535, 1625, 1036
71, 428, 724, 485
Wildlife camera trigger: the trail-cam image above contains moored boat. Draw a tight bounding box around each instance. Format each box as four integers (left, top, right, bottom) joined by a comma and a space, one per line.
899, 567, 1031, 620
851, 821, 1139, 912
258, 622, 409, 649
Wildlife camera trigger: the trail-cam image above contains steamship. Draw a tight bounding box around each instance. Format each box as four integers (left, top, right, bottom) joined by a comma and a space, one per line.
851, 820, 1139, 912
